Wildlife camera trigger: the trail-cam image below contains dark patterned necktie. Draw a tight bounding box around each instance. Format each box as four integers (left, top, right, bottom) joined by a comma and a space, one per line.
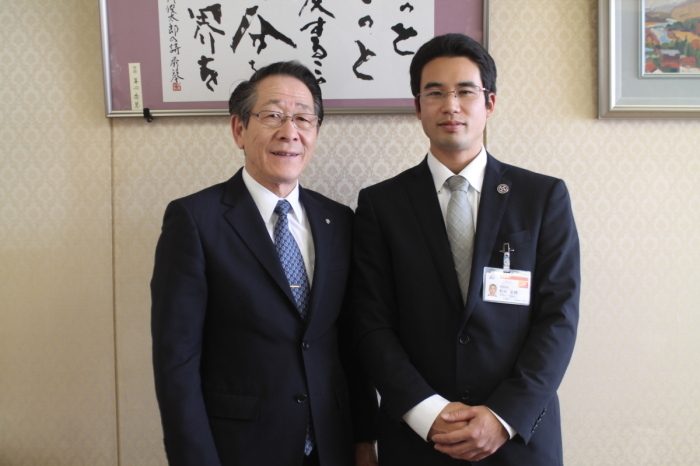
273, 200, 311, 319
273, 199, 314, 455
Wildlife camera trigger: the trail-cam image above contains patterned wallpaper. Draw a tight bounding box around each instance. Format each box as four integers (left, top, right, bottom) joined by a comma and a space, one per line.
1, 0, 699, 464
488, 2, 700, 464
0, 0, 117, 465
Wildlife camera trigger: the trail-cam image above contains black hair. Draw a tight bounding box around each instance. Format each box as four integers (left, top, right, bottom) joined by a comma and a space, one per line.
228, 61, 323, 127
410, 33, 497, 107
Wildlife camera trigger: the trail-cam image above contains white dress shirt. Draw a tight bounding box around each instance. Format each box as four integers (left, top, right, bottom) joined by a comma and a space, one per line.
401, 147, 516, 441
242, 168, 315, 285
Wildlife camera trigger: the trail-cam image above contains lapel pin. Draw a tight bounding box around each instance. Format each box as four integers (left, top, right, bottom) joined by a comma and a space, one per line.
325, 219, 331, 224
497, 184, 509, 194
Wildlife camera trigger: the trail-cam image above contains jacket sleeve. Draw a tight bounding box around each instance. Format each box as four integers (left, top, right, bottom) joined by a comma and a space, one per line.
352, 188, 438, 420
151, 200, 222, 466
337, 231, 379, 442
485, 179, 580, 444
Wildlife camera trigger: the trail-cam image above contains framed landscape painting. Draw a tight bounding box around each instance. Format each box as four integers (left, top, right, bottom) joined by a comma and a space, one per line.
599, 0, 700, 118
643, 0, 700, 76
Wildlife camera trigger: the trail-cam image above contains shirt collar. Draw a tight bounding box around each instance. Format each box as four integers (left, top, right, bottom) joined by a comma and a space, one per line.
427, 146, 487, 194
242, 168, 304, 224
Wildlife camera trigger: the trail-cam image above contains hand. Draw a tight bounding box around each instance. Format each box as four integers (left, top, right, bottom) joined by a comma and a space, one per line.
427, 402, 470, 439
354, 441, 378, 466
430, 405, 508, 462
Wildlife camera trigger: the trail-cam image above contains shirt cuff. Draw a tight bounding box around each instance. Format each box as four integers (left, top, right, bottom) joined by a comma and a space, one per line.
487, 407, 517, 439
402, 395, 450, 442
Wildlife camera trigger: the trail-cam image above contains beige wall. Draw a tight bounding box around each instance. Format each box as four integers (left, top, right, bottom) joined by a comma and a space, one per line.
1, 0, 699, 464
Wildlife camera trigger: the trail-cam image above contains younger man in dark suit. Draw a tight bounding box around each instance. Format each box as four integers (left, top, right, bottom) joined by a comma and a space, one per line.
353, 34, 580, 465
151, 61, 376, 466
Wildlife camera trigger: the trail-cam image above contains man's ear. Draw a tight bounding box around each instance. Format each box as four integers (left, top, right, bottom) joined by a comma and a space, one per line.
485, 92, 497, 116
414, 96, 422, 120
231, 115, 245, 149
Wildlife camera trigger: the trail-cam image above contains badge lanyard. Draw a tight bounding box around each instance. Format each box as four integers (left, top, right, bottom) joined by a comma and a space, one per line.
500, 243, 512, 273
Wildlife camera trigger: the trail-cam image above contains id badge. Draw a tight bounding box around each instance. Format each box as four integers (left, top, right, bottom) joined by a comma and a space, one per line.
483, 267, 531, 305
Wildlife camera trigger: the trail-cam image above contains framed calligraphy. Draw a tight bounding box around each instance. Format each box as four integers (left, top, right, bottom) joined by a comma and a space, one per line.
99, 0, 489, 117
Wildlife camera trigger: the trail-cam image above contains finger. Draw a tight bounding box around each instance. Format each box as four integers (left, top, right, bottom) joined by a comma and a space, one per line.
470, 452, 492, 462
431, 427, 473, 445
444, 444, 498, 462
434, 439, 472, 454
441, 408, 474, 422
447, 440, 505, 461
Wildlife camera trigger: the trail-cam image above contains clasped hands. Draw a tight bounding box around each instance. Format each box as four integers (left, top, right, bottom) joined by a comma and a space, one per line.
427, 402, 508, 462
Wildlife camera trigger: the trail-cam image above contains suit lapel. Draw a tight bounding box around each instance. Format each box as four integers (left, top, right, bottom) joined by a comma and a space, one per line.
221, 169, 298, 310
299, 187, 333, 328
462, 154, 511, 324
406, 159, 464, 312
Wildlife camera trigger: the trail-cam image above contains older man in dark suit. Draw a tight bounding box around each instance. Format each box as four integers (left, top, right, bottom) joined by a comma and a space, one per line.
353, 34, 580, 465
151, 61, 377, 466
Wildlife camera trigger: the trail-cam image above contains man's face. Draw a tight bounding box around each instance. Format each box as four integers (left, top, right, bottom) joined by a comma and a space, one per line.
232, 75, 318, 197
489, 284, 497, 296
415, 56, 495, 168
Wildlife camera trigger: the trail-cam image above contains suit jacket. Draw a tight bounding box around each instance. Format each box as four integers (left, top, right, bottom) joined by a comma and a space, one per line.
353, 154, 580, 465
151, 169, 376, 466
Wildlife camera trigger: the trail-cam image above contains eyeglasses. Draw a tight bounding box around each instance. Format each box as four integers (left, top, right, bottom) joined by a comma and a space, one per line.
249, 110, 320, 131
416, 85, 489, 104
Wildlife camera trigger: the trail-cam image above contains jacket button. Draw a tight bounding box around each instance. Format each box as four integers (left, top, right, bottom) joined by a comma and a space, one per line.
302, 340, 310, 350
459, 336, 470, 345
295, 394, 308, 403
460, 391, 470, 400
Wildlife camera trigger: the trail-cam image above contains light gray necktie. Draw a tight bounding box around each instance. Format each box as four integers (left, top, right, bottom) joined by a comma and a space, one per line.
446, 175, 475, 305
